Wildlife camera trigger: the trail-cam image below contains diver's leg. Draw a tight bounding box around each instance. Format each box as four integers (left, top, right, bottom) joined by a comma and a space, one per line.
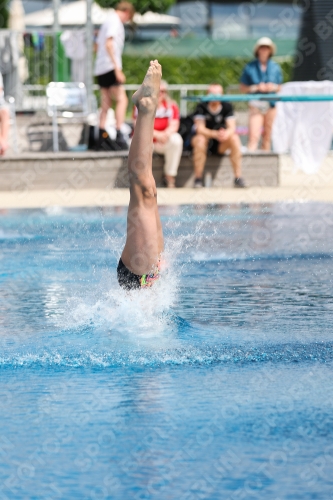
155, 204, 164, 254
121, 60, 163, 276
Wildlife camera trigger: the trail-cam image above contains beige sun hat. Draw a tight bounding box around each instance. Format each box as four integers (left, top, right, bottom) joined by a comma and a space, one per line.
253, 37, 276, 57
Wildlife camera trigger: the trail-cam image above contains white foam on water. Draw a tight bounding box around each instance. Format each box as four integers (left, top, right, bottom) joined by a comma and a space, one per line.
1, 341, 333, 369
0, 229, 34, 240
190, 251, 249, 262
60, 241, 181, 348
59, 210, 214, 344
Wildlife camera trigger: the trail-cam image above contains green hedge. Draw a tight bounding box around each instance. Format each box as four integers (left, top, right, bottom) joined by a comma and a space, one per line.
123, 55, 293, 87
0, 1, 8, 28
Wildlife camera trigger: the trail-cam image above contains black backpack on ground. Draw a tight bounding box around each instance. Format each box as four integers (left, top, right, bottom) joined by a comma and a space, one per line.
80, 125, 123, 151
178, 115, 194, 151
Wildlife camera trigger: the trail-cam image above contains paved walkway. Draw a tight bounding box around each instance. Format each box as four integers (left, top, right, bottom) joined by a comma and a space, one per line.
1, 154, 333, 209
2, 186, 333, 209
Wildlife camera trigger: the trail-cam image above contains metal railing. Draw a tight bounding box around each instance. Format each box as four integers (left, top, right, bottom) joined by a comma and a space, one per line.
21, 83, 211, 116
119, 84, 210, 117
0, 28, 92, 110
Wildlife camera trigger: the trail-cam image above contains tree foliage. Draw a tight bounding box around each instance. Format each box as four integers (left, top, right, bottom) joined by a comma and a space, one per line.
95, 0, 176, 14
0, 0, 9, 28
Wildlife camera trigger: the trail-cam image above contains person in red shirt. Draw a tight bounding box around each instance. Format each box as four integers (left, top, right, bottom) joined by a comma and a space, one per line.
153, 81, 183, 187
133, 80, 183, 187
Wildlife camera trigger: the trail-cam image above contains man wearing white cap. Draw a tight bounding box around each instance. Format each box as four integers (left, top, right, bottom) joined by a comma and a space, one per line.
240, 37, 282, 151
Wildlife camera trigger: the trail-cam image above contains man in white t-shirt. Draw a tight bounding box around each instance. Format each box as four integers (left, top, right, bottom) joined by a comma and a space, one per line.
0, 72, 9, 155
94, 1, 134, 150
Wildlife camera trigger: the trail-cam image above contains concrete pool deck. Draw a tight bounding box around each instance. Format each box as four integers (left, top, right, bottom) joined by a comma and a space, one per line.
1, 154, 333, 208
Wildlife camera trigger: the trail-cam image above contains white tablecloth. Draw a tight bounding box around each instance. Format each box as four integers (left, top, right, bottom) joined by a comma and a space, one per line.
272, 81, 333, 173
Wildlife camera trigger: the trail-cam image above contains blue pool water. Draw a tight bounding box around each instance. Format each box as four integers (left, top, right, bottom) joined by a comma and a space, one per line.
1, 202, 333, 499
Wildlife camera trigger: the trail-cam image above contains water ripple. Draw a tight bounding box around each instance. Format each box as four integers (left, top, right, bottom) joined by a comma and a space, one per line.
1, 342, 332, 369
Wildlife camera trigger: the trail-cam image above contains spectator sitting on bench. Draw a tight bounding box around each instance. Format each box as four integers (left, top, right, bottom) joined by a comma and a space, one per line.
0, 72, 9, 155
191, 83, 245, 188
135, 80, 183, 188
153, 80, 183, 188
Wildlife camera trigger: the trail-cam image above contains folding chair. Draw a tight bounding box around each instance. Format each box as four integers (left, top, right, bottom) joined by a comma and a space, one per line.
46, 82, 90, 152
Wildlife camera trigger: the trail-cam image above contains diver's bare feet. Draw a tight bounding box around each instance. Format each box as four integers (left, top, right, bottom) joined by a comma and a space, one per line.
132, 60, 162, 112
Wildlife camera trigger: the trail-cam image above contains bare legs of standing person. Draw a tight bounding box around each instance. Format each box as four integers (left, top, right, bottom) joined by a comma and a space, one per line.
247, 106, 264, 151
247, 105, 277, 151
0, 107, 10, 155
120, 60, 164, 276
99, 85, 128, 131
262, 107, 277, 151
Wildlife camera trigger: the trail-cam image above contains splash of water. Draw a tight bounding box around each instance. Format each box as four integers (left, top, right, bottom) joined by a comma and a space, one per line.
61, 235, 181, 341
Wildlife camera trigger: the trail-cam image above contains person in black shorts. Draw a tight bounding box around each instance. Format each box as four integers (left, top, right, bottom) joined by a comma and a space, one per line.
191, 83, 245, 188
94, 2, 135, 150
97, 70, 119, 89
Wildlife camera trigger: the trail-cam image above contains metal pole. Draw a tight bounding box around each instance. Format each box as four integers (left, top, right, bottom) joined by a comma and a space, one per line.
53, 0, 60, 82
52, 105, 59, 152
86, 0, 94, 113
206, 1, 213, 37
180, 87, 187, 117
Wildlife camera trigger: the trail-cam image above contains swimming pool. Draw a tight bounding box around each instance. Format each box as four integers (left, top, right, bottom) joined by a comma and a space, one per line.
1, 202, 333, 499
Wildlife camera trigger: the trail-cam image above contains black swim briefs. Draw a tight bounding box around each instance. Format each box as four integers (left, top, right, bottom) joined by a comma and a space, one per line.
117, 258, 161, 290
117, 258, 141, 290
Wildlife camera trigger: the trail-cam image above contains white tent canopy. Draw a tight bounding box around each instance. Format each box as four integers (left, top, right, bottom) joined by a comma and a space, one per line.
24, 0, 181, 28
